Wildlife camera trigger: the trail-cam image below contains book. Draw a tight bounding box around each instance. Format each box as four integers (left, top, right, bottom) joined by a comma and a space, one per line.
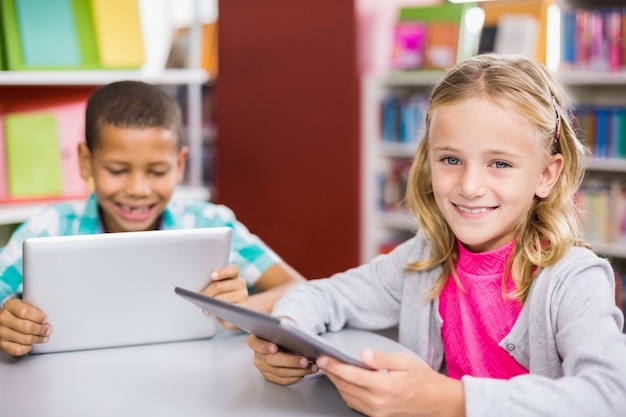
493, 13, 539, 58
0, 4, 5, 70
90, 0, 145, 68
390, 21, 428, 70
1, 0, 26, 70
595, 108, 610, 158
0, 115, 8, 200
480, 0, 550, 64
424, 21, 459, 69
52, 100, 90, 198
1, 0, 101, 69
166, 22, 218, 75
397, 2, 474, 68
14, 0, 81, 68
72, 0, 101, 69
4, 112, 64, 199
202, 22, 218, 76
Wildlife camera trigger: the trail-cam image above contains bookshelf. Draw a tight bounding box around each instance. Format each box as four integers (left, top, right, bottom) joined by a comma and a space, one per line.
557, 0, 626, 265
0, 0, 212, 227
361, 73, 434, 262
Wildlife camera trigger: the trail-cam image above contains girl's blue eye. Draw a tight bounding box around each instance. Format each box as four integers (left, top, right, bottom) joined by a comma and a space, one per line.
443, 156, 460, 165
494, 161, 510, 169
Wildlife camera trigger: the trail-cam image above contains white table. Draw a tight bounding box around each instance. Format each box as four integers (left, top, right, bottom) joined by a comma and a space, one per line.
0, 328, 404, 417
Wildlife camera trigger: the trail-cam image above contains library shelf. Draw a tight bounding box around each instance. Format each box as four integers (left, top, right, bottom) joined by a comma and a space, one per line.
0, 69, 210, 86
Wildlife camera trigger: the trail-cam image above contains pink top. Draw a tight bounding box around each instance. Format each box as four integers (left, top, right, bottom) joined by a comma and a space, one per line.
439, 240, 529, 379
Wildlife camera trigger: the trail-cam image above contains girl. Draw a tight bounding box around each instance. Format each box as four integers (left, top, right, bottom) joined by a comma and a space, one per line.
247, 54, 626, 417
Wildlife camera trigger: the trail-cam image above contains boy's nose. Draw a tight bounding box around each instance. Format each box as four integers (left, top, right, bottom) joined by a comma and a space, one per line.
126, 174, 151, 196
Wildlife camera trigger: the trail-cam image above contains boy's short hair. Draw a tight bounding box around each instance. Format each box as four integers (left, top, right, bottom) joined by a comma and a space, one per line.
85, 80, 184, 150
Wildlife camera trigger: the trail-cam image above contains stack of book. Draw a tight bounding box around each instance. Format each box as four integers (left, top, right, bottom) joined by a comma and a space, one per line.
577, 179, 626, 245
575, 106, 626, 159
0, 0, 145, 70
561, 6, 626, 73
390, 2, 473, 71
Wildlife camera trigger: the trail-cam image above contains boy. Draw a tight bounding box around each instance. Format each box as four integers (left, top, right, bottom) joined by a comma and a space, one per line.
0, 81, 305, 357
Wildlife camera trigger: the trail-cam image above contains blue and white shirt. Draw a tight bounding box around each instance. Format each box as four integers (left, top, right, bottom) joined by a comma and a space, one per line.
0, 194, 282, 306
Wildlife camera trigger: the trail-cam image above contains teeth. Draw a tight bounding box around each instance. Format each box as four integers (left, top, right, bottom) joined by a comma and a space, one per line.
121, 204, 149, 214
458, 206, 488, 214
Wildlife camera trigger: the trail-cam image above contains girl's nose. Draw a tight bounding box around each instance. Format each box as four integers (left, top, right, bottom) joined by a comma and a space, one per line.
458, 166, 487, 199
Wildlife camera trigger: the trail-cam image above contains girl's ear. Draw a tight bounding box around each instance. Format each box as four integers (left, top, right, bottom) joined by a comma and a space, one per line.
176, 145, 189, 184
536, 153, 564, 198
77, 142, 92, 181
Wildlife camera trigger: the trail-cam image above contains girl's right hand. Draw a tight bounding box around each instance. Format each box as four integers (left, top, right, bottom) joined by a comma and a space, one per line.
247, 334, 319, 385
0, 298, 51, 356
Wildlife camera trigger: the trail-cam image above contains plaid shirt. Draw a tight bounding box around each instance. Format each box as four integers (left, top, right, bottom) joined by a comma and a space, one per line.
0, 194, 281, 305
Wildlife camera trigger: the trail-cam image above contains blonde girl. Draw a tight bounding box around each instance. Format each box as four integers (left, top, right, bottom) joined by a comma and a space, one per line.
248, 54, 626, 417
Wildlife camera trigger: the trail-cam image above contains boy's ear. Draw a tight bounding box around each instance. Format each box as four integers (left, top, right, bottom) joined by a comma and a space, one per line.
176, 146, 189, 184
536, 153, 564, 198
77, 142, 92, 181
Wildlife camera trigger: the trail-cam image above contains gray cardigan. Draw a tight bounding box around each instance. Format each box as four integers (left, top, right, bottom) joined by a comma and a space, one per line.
272, 233, 626, 417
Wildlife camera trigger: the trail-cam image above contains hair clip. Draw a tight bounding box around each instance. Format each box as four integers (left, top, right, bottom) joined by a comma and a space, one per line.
552, 95, 561, 143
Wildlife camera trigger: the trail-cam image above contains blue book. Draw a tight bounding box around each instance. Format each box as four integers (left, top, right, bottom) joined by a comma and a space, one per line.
595, 108, 609, 158
14, 0, 81, 67
609, 108, 623, 159
562, 9, 576, 69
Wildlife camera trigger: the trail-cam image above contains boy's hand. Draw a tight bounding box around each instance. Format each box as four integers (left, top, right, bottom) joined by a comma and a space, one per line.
201, 264, 247, 330
247, 333, 319, 384
0, 298, 51, 356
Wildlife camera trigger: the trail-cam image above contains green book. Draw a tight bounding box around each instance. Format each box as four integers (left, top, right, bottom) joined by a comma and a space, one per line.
4, 113, 63, 198
0, 3, 6, 70
1, 0, 25, 70
72, 0, 101, 69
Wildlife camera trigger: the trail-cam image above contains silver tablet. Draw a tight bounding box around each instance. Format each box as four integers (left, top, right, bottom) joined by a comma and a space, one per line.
23, 228, 232, 354
174, 287, 371, 369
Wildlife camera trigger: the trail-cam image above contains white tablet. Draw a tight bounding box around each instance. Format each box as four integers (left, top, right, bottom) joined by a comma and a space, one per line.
174, 286, 371, 369
23, 227, 232, 354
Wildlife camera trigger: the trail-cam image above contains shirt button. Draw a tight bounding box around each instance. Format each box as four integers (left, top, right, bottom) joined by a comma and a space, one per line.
505, 343, 516, 351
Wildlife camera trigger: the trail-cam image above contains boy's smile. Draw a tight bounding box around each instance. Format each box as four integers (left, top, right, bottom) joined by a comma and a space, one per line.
79, 124, 187, 233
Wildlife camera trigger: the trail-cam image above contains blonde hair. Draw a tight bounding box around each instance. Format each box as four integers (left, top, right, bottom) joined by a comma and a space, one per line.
405, 54, 590, 302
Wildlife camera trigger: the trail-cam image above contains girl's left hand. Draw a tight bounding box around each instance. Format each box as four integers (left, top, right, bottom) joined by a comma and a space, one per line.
317, 350, 466, 417
200, 264, 247, 330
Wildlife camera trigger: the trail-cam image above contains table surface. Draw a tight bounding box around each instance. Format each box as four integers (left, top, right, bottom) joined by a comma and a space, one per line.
0, 327, 406, 417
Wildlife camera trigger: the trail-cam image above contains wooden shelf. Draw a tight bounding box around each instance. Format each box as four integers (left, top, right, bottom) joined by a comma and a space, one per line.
586, 157, 626, 173
0, 69, 210, 86
384, 70, 447, 87
557, 70, 626, 87
0, 185, 210, 225
380, 142, 419, 159
591, 242, 626, 260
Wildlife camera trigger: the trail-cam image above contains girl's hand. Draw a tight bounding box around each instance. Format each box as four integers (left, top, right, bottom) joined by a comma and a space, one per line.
201, 264, 247, 330
0, 298, 51, 356
247, 333, 319, 385
317, 350, 466, 417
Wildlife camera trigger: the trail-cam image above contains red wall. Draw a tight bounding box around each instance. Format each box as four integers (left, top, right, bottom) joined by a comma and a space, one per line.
216, 1, 360, 279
